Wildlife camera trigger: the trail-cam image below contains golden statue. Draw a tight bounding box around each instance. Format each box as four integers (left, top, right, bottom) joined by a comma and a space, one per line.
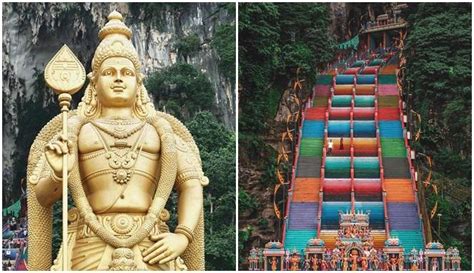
27, 10, 208, 271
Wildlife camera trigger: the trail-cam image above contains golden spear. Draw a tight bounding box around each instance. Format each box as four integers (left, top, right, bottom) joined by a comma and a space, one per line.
44, 45, 86, 270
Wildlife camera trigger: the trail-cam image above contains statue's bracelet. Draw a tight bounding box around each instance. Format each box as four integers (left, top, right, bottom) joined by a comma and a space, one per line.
175, 225, 194, 243
50, 171, 62, 183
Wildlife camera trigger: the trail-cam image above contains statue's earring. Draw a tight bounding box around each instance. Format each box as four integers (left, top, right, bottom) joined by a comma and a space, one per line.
133, 86, 148, 118
90, 87, 97, 107
136, 90, 143, 106
85, 72, 99, 116
84, 84, 100, 118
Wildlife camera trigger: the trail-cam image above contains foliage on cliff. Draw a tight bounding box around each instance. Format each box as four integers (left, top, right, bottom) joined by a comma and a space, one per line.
239, 2, 335, 142
403, 3, 471, 269
175, 34, 201, 58
146, 63, 215, 120
211, 3, 236, 86
129, 3, 188, 30
212, 23, 236, 84
186, 112, 236, 270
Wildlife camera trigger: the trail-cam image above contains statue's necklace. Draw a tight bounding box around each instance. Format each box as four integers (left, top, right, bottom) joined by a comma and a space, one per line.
91, 119, 146, 139
90, 122, 147, 185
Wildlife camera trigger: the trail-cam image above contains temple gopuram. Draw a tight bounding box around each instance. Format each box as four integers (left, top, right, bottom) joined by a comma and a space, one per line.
248, 212, 461, 271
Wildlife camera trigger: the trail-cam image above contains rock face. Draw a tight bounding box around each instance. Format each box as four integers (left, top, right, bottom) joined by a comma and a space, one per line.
2, 3, 235, 205
328, 2, 348, 41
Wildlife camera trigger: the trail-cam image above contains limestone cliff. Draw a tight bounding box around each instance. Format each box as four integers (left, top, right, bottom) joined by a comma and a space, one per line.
2, 2, 235, 205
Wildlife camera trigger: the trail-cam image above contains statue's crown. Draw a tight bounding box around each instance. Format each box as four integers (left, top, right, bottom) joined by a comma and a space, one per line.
91, 10, 140, 74
98, 10, 132, 41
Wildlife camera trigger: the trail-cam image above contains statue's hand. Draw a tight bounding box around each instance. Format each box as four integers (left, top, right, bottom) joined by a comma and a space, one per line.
142, 233, 189, 265
45, 134, 75, 177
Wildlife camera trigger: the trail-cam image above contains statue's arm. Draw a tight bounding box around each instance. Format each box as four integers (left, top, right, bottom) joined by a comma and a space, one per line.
34, 166, 63, 207
142, 135, 207, 265
30, 116, 80, 208
175, 177, 203, 234
174, 136, 207, 234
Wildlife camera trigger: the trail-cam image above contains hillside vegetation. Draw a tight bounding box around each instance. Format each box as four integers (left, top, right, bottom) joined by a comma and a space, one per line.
403, 3, 471, 269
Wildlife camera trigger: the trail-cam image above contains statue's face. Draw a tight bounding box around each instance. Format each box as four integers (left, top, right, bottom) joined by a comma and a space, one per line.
95, 57, 138, 108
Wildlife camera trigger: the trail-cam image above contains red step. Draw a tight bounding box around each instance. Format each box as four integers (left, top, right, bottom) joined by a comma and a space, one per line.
379, 108, 399, 120
306, 107, 326, 120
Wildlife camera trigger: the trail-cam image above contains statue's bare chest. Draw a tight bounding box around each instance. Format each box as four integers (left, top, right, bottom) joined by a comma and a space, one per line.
78, 122, 160, 154
76, 121, 161, 213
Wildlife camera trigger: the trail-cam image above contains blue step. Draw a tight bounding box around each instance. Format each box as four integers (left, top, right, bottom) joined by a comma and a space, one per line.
284, 229, 317, 254
379, 121, 403, 138
390, 230, 425, 253
302, 120, 325, 138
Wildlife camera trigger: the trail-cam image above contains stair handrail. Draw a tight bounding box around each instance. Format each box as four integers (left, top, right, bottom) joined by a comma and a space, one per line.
317, 75, 334, 238
281, 82, 309, 244
350, 75, 356, 213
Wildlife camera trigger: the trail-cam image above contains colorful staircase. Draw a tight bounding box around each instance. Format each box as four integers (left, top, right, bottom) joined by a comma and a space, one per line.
282, 54, 425, 254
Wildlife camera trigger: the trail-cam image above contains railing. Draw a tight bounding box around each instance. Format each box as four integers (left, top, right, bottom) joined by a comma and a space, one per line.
281, 97, 307, 245
317, 72, 338, 237
317, 111, 328, 237
350, 82, 355, 213
362, 20, 407, 33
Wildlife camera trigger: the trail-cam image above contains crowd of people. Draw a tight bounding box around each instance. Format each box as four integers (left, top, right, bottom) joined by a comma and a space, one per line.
2, 215, 28, 271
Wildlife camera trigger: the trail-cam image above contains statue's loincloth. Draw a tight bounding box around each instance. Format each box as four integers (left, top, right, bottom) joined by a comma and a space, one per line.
52, 209, 187, 271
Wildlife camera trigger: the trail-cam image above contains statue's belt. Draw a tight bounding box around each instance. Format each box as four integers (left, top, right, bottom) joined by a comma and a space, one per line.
69, 210, 168, 240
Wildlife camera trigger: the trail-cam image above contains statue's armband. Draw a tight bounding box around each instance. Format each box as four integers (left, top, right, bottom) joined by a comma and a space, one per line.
175, 136, 209, 191
29, 153, 50, 185
29, 153, 62, 207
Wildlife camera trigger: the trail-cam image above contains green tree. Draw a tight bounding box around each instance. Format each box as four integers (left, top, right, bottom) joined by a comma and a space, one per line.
186, 111, 236, 270
404, 3, 471, 269
145, 63, 214, 120
239, 3, 335, 137
212, 23, 236, 84
175, 34, 201, 59
277, 3, 336, 76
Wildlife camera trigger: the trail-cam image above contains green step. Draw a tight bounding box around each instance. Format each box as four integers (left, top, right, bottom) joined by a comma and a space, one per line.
378, 96, 399, 107
352, 60, 365, 67
325, 157, 351, 178
381, 138, 407, 157
378, 74, 397, 84
313, 96, 328, 107
354, 96, 375, 107
284, 229, 317, 254
316, 75, 333, 85
299, 139, 323, 157
354, 157, 380, 178
332, 96, 352, 107
369, 59, 384, 66
390, 230, 425, 253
